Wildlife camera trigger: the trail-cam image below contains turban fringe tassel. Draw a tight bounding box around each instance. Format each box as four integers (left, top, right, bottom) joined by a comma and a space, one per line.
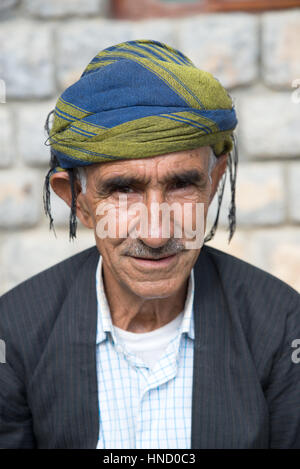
228, 134, 238, 242
203, 170, 226, 244
43, 161, 78, 241
68, 168, 78, 240
43, 126, 57, 237
44, 110, 77, 240
204, 134, 238, 244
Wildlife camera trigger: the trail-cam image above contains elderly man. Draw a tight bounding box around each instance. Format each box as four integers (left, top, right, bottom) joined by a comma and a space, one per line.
0, 40, 299, 449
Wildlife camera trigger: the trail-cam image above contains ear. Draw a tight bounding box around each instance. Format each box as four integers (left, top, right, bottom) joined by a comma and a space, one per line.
50, 171, 94, 229
209, 153, 228, 203
50, 171, 73, 207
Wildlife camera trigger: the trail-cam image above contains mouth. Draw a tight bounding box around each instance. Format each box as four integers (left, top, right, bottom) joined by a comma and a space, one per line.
129, 253, 179, 269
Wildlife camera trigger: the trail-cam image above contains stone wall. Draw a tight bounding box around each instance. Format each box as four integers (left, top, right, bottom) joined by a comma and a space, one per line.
0, 1, 299, 294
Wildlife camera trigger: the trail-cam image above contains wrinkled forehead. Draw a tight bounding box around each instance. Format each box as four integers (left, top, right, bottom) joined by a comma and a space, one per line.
85, 147, 212, 182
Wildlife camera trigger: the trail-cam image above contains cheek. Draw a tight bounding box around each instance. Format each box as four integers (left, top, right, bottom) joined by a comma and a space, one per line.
176, 203, 206, 238
93, 198, 143, 240
173, 196, 209, 247
95, 238, 119, 259
169, 189, 210, 220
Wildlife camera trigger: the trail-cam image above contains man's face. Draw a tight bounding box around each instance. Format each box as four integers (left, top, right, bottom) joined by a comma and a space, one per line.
57, 147, 226, 299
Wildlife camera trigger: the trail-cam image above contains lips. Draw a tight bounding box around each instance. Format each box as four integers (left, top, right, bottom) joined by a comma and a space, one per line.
132, 254, 175, 261
129, 253, 178, 269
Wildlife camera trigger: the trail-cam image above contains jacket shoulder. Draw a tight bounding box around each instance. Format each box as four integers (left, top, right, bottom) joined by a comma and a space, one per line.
203, 244, 300, 374
0, 245, 98, 307
203, 244, 299, 300
0, 246, 99, 377
203, 245, 300, 368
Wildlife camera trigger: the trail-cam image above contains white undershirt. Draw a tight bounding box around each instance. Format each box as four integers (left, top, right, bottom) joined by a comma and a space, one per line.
114, 311, 184, 368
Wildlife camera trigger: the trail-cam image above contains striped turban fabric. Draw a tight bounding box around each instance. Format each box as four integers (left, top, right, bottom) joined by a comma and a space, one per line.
44, 39, 238, 240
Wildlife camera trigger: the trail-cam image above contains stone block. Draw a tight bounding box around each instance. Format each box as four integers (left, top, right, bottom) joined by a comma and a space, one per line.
0, 170, 42, 228
262, 10, 300, 89
0, 229, 95, 295
24, 0, 108, 18
178, 13, 259, 88
56, 20, 135, 89
251, 228, 300, 292
207, 162, 285, 228
0, 0, 18, 12
17, 102, 55, 166
239, 91, 300, 158
0, 107, 13, 168
132, 18, 177, 48
0, 21, 55, 98
287, 162, 300, 223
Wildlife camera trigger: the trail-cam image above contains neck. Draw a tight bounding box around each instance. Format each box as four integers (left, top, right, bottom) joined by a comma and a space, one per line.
101, 263, 188, 333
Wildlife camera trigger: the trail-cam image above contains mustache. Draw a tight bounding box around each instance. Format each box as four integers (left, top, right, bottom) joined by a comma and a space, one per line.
121, 238, 185, 259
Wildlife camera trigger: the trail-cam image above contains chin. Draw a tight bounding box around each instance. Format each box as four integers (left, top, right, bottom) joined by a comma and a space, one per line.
126, 276, 185, 300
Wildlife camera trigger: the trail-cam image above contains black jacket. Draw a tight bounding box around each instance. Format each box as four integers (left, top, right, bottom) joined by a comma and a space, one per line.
0, 245, 299, 448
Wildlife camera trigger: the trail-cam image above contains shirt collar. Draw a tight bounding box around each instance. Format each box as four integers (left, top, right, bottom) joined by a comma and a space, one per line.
180, 267, 195, 340
96, 255, 114, 344
96, 255, 195, 345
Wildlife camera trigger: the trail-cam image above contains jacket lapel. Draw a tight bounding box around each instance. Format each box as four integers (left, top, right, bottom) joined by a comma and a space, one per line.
190, 246, 268, 449
191, 245, 231, 448
56, 246, 100, 448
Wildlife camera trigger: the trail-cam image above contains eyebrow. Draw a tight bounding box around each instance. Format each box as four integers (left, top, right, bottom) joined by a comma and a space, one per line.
96, 175, 145, 194
96, 169, 206, 194
165, 169, 206, 187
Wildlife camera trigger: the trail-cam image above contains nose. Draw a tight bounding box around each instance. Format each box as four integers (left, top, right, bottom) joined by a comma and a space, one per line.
138, 189, 173, 249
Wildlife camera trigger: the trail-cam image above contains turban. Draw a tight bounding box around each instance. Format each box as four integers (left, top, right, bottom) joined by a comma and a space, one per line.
44, 39, 238, 240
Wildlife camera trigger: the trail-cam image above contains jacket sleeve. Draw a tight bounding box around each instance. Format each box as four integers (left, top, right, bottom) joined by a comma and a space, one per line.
0, 291, 35, 448
0, 359, 35, 448
265, 294, 300, 449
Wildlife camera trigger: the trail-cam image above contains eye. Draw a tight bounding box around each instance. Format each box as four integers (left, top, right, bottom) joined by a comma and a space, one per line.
118, 186, 134, 193
114, 185, 135, 194
171, 181, 193, 190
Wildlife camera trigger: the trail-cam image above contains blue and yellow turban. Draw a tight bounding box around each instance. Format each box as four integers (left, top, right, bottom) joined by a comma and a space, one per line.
44, 39, 238, 240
